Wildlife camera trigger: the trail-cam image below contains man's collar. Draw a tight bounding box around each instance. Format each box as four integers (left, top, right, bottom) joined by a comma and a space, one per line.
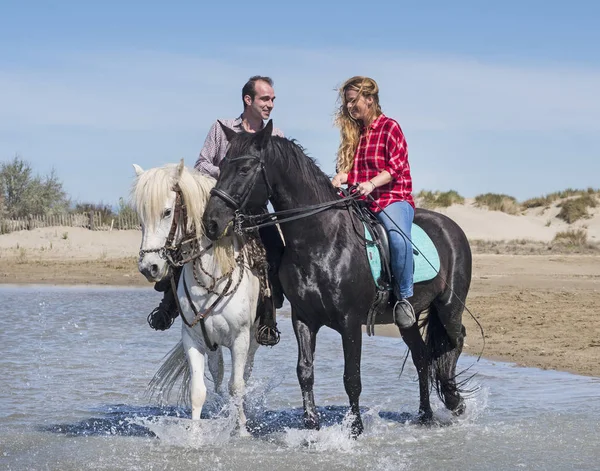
232, 115, 244, 129
237, 113, 266, 131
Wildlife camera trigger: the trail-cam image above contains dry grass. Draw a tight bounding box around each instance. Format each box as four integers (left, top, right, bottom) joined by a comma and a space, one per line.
556, 194, 598, 224
416, 190, 465, 209
522, 188, 599, 210
470, 234, 600, 255
551, 228, 590, 249
474, 193, 520, 215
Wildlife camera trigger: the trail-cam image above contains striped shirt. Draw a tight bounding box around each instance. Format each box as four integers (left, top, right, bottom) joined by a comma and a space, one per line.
194, 115, 284, 178
347, 114, 414, 212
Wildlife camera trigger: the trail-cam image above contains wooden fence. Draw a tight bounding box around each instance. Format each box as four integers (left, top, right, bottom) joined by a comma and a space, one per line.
0, 212, 141, 234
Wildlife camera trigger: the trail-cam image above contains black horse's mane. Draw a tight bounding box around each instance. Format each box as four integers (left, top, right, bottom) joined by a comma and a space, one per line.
227, 132, 339, 203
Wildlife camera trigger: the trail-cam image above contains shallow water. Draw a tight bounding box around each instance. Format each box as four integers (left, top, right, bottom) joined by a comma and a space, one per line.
0, 286, 598, 470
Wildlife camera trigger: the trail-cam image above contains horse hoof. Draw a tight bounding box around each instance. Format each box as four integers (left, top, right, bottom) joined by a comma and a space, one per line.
238, 425, 251, 438
350, 418, 364, 439
451, 398, 466, 416
256, 325, 281, 347
304, 415, 320, 431
417, 410, 434, 425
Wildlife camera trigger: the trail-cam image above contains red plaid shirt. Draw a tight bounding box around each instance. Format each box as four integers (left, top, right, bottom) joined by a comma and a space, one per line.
347, 114, 414, 212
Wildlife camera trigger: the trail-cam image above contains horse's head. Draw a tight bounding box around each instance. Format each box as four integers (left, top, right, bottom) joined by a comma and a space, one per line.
204, 120, 274, 241
132, 160, 186, 283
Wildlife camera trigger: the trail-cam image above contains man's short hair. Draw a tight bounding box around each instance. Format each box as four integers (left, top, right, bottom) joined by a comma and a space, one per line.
242, 76, 274, 106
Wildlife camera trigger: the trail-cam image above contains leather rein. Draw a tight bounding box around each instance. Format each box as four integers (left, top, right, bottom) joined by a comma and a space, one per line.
209, 154, 361, 234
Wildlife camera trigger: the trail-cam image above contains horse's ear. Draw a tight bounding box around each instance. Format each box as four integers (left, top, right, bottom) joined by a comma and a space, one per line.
176, 159, 185, 179
255, 119, 273, 150
218, 120, 238, 143
133, 164, 144, 176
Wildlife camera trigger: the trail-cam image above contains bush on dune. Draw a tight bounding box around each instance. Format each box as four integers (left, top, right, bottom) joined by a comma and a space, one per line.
416, 190, 464, 209
474, 193, 520, 215
556, 194, 598, 224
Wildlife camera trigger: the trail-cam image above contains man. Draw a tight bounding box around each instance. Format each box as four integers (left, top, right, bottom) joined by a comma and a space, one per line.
196, 76, 284, 177
147, 75, 285, 347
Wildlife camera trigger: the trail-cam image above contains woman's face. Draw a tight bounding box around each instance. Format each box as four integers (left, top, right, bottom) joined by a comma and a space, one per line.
345, 88, 373, 123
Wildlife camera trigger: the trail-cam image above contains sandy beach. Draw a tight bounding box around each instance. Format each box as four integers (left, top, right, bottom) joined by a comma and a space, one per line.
1, 201, 599, 377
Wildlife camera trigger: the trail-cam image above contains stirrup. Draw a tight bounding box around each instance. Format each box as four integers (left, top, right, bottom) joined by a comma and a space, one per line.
393, 299, 416, 329
255, 324, 281, 347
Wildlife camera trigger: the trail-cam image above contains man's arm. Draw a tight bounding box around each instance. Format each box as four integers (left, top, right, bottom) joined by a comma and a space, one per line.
194, 122, 221, 178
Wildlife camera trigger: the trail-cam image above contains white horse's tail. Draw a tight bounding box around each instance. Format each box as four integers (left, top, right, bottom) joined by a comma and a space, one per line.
147, 341, 191, 407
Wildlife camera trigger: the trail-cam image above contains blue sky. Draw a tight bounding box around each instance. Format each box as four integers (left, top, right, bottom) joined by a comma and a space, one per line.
1, 1, 599, 206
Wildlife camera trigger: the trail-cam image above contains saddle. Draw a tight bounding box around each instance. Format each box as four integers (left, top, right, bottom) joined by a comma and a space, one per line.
350, 201, 394, 335
349, 200, 441, 335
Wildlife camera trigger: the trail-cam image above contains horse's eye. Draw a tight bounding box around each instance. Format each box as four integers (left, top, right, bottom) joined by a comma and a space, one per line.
162, 209, 172, 218
239, 165, 252, 175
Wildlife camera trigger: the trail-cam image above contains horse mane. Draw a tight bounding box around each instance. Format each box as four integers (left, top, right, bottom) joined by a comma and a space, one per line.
132, 163, 236, 272
132, 163, 215, 236
227, 133, 339, 203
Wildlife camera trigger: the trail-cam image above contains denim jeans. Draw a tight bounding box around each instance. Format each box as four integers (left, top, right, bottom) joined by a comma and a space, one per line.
376, 201, 414, 299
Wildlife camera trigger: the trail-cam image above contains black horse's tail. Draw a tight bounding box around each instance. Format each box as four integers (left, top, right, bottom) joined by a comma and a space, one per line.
425, 304, 472, 411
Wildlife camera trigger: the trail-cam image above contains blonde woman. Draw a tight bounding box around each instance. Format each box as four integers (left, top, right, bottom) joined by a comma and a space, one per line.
332, 76, 416, 329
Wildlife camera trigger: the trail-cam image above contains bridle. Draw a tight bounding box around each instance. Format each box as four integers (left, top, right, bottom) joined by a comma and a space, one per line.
209, 153, 361, 235
138, 183, 187, 265
209, 153, 272, 212
138, 183, 214, 268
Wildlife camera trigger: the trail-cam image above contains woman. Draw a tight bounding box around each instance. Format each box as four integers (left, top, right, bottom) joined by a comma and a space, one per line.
332, 76, 416, 329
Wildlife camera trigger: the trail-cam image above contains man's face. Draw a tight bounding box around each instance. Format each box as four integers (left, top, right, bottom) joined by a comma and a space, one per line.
245, 80, 276, 120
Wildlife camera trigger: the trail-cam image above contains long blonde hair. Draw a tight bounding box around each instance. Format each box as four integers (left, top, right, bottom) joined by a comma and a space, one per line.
334, 76, 382, 173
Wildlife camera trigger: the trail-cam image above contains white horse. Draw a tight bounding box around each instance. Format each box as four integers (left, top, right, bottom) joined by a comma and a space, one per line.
133, 160, 261, 432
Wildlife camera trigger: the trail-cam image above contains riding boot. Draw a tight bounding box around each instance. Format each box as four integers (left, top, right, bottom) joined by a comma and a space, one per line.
147, 267, 182, 331
255, 294, 281, 346
259, 223, 285, 308
255, 222, 284, 346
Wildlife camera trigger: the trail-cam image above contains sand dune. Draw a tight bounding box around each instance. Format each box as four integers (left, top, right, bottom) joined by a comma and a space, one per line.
2, 197, 598, 262
436, 198, 600, 243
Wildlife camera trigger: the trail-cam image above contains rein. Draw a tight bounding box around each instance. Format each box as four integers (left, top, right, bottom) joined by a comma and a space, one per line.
209, 153, 361, 234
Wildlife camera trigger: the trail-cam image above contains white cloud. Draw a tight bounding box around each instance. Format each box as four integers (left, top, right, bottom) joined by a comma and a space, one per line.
1, 47, 599, 203
2, 47, 599, 134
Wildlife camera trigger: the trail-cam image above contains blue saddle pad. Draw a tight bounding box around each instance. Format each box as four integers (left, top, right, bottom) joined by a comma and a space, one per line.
364, 222, 440, 286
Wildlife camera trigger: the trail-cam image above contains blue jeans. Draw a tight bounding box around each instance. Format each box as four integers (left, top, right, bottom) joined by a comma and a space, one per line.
376, 201, 414, 299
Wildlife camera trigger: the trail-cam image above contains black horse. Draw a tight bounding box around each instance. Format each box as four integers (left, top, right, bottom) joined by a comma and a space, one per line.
203, 121, 472, 436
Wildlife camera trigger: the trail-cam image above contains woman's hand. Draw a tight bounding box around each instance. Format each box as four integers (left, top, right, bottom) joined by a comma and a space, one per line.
356, 180, 377, 196
331, 172, 348, 188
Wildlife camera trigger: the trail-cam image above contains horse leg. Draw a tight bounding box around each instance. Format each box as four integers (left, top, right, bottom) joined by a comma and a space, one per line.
399, 324, 433, 423
182, 329, 207, 421
229, 330, 251, 435
292, 311, 319, 430
207, 346, 225, 396
340, 323, 364, 438
244, 332, 260, 383
429, 303, 466, 415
